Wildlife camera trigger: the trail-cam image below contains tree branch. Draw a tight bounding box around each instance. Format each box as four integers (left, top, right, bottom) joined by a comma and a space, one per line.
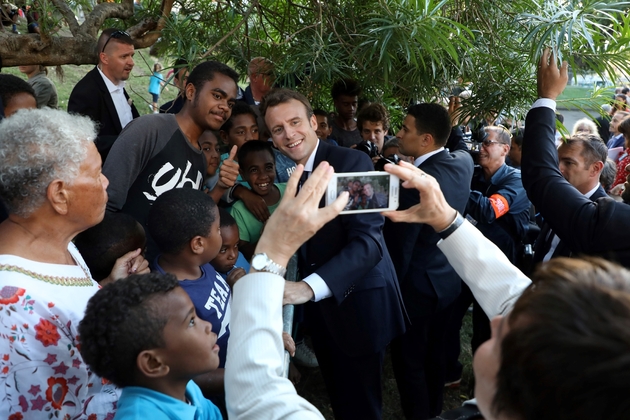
80, 0, 135, 38
128, 0, 176, 48
49, 0, 80, 36
199, 0, 256, 60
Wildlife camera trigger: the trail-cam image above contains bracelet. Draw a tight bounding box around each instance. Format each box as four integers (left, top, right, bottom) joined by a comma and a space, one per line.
437, 212, 464, 240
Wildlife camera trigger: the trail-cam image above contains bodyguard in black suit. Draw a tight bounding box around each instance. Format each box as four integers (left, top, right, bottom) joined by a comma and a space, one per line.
533, 135, 608, 264
260, 89, 406, 420
524, 48, 630, 269
68, 29, 139, 161
384, 103, 473, 419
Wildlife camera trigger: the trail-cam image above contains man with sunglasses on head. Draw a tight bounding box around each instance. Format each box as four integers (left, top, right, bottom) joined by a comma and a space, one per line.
69, 28, 139, 161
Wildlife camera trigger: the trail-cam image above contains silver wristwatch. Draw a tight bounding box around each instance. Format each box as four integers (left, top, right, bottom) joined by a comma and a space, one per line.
251, 253, 287, 277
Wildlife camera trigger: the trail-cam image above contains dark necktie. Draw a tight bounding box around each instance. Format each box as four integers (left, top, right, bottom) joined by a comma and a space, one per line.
298, 170, 310, 190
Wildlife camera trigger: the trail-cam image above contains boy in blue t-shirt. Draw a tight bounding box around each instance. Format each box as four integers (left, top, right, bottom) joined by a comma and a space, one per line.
211, 208, 249, 287
147, 188, 231, 414
78, 272, 222, 420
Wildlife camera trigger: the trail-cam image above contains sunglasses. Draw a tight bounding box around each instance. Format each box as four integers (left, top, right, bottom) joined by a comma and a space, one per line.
481, 139, 508, 148
101, 30, 130, 53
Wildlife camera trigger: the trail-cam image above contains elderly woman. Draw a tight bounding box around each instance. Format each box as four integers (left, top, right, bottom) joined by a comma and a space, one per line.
0, 108, 147, 418
570, 117, 600, 137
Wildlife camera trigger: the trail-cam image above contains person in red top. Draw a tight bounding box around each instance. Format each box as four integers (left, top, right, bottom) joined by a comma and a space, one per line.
612, 115, 630, 190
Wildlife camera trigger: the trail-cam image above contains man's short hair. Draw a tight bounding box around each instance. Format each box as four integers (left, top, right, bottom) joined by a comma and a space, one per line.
565, 134, 608, 167
485, 126, 512, 146
260, 88, 313, 119
247, 57, 274, 77
493, 257, 630, 420
331, 78, 362, 100
405, 103, 451, 146
221, 102, 257, 133
96, 28, 133, 58
79, 272, 180, 388
186, 60, 239, 97
357, 103, 390, 132
0, 74, 35, 109
147, 188, 217, 255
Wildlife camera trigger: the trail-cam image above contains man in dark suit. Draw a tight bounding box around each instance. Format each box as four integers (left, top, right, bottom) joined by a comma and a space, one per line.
68, 28, 139, 161
523, 48, 630, 269
260, 88, 406, 420
384, 103, 473, 419
533, 134, 608, 265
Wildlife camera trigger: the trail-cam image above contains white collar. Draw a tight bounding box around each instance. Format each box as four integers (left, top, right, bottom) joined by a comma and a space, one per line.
303, 140, 321, 172
584, 183, 601, 199
414, 147, 444, 167
97, 66, 126, 93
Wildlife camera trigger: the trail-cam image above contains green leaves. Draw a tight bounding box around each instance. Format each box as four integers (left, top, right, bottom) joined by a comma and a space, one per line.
84, 0, 630, 123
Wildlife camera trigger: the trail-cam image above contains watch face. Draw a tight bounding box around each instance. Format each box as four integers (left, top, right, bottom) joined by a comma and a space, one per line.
251, 254, 268, 270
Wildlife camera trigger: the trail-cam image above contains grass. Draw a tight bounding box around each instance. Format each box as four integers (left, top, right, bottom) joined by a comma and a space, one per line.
556, 85, 615, 110
3, 49, 180, 115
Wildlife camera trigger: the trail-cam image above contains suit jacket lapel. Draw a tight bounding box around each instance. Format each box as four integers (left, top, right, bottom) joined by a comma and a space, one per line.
92, 67, 123, 134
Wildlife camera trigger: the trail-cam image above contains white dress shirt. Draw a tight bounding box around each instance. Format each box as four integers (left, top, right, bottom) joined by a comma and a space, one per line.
414, 147, 445, 167
300, 141, 333, 301
97, 66, 134, 129
543, 183, 601, 262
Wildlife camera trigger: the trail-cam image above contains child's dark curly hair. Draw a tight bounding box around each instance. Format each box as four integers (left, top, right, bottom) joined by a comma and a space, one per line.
147, 187, 217, 255
78, 272, 179, 388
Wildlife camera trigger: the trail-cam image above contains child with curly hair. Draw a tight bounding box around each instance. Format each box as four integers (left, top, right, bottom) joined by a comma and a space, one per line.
78, 272, 222, 418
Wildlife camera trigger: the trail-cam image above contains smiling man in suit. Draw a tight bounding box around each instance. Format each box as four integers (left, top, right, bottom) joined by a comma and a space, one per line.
260, 88, 406, 420
384, 103, 474, 419
68, 28, 139, 161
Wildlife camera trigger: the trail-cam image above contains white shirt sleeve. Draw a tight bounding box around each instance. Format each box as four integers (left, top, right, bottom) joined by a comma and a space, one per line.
437, 220, 531, 318
225, 272, 325, 419
531, 98, 557, 111
302, 273, 333, 301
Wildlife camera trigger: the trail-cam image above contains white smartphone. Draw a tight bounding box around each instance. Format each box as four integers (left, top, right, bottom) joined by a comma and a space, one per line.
326, 171, 399, 214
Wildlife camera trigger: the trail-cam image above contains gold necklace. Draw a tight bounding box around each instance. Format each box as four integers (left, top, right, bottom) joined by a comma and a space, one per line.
0, 263, 94, 287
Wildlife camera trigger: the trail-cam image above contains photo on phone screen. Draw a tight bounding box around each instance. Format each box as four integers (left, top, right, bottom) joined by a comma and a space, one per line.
327, 172, 399, 214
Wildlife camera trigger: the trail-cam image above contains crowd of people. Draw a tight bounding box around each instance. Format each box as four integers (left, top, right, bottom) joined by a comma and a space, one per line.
0, 23, 629, 420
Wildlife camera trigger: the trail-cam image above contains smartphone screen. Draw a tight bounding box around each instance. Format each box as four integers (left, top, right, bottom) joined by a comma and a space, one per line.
327, 172, 399, 214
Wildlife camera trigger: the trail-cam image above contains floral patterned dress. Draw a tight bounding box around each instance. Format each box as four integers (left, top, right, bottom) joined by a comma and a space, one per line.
0, 243, 118, 419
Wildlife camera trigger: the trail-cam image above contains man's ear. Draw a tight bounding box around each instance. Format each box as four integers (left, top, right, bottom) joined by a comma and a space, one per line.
185, 83, 196, 103
421, 133, 433, 148
98, 52, 109, 66
47, 179, 69, 215
137, 349, 169, 379
190, 235, 204, 255
310, 114, 318, 132
591, 161, 605, 176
